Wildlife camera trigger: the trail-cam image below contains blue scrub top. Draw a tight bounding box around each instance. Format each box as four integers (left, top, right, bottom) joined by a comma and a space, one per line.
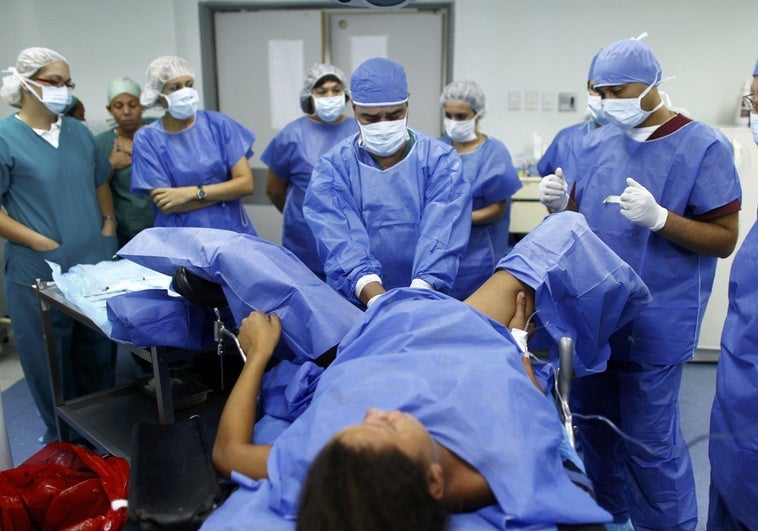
709, 218, 758, 529
537, 120, 597, 187
94, 122, 156, 245
574, 118, 742, 364
304, 130, 472, 304
0, 115, 116, 278
131, 110, 257, 235
440, 135, 522, 299
261, 116, 358, 274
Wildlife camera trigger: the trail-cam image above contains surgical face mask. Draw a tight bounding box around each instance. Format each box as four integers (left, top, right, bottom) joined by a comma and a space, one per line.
601, 82, 663, 130
443, 116, 478, 143
358, 118, 409, 157
24, 79, 72, 115
314, 95, 345, 123
587, 94, 607, 126
162, 87, 199, 120
751, 112, 758, 145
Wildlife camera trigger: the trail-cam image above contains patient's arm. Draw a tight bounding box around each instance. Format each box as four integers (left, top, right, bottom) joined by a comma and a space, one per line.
212, 311, 280, 479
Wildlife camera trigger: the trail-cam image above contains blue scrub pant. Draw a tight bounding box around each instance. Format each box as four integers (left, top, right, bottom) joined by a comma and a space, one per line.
570, 360, 697, 531
708, 480, 750, 531
5, 279, 116, 442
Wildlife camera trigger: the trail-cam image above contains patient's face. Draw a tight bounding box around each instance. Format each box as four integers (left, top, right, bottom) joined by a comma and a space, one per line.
335, 408, 437, 465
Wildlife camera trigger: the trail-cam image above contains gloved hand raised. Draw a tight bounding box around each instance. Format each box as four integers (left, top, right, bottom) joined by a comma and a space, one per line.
620, 177, 668, 231
538, 168, 569, 212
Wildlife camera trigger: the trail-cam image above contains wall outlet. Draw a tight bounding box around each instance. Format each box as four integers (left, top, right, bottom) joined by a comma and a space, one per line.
542, 91, 556, 111
508, 90, 521, 111
525, 90, 539, 111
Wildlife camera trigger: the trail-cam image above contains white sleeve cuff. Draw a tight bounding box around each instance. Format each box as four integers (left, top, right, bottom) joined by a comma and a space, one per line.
410, 278, 434, 290
355, 274, 382, 299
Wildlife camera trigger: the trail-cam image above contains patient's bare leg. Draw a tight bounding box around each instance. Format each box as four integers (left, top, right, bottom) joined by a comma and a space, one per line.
464, 270, 535, 328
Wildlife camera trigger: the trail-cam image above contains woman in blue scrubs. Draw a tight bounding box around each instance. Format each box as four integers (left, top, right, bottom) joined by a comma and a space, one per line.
707, 57, 758, 531
439, 80, 522, 299
131, 56, 257, 235
262, 64, 358, 278
0, 47, 118, 443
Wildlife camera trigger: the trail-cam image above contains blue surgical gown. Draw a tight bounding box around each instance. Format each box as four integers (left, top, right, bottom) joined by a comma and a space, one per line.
440, 135, 522, 299
708, 219, 758, 530
303, 130, 471, 304
573, 119, 741, 365
131, 110, 257, 235
0, 114, 118, 439
537, 120, 598, 186
202, 289, 612, 530
117, 227, 361, 365
261, 116, 358, 275
570, 117, 742, 528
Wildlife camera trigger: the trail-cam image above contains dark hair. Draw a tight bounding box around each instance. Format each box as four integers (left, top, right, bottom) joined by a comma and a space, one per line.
297, 439, 448, 531
312, 74, 342, 91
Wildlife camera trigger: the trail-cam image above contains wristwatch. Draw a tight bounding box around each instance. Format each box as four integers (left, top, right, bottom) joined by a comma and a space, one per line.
196, 185, 207, 201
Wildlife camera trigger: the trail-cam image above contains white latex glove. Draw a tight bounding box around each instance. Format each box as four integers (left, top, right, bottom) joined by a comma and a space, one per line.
539, 168, 569, 212
366, 293, 383, 308
619, 177, 668, 231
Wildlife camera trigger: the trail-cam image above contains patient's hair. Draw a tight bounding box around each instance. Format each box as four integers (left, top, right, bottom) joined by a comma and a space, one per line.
297, 439, 448, 531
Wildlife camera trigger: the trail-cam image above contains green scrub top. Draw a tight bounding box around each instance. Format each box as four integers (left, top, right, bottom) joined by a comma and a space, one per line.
0, 114, 116, 276
95, 120, 155, 246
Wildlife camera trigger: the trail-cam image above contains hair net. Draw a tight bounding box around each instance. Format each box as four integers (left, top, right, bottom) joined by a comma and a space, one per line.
1, 47, 67, 108
107, 77, 141, 106
140, 56, 195, 108
299, 63, 350, 114
592, 38, 662, 88
350, 57, 408, 107
439, 80, 486, 116
753, 57, 758, 77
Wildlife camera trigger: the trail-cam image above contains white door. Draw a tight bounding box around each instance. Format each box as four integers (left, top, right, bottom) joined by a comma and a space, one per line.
212, 7, 448, 243
328, 10, 446, 137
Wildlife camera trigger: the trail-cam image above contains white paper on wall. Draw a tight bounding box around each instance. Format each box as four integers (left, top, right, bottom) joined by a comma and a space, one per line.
268, 40, 304, 129
349, 35, 388, 72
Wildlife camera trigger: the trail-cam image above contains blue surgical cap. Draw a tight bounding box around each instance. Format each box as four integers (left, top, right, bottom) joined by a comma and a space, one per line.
350, 57, 408, 107
593, 38, 662, 88
588, 52, 600, 82
753, 57, 758, 76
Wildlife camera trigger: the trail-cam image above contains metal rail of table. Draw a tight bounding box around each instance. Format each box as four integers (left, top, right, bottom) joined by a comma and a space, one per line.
31, 280, 220, 460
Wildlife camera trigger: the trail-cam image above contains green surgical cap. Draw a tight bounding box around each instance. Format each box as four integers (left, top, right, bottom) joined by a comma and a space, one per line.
107, 77, 141, 105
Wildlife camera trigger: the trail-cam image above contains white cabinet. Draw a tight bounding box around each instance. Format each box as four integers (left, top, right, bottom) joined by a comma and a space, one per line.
696, 126, 758, 359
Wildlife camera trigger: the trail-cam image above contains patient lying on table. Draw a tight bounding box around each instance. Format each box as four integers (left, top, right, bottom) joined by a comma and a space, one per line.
118, 212, 650, 529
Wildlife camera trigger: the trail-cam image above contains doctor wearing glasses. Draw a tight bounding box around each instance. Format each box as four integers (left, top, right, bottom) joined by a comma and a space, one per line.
0, 47, 118, 444
131, 56, 258, 235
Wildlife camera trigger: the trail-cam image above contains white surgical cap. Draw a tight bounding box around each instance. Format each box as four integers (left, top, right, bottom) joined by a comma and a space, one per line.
1, 47, 68, 108
140, 56, 195, 108
439, 79, 486, 116
299, 63, 350, 114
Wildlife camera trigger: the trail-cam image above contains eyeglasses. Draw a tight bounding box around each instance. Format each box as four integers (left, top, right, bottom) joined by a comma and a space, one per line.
741, 95, 758, 112
33, 77, 76, 90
